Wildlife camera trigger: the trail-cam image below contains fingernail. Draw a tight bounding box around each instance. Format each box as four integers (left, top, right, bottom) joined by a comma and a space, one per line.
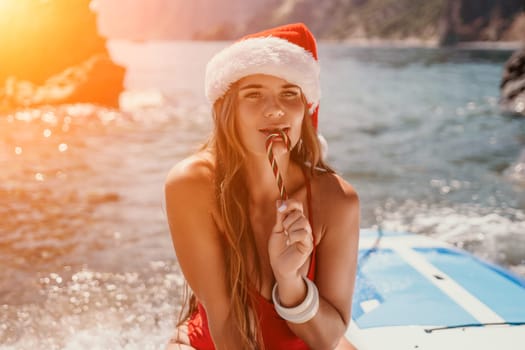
278, 203, 287, 213
286, 239, 290, 246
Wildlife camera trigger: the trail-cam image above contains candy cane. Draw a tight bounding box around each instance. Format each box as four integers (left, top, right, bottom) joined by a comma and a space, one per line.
265, 129, 292, 200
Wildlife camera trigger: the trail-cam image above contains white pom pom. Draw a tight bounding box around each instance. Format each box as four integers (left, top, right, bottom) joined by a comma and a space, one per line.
318, 133, 328, 160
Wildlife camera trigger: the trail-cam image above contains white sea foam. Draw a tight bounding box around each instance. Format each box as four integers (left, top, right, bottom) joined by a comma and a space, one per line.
376, 200, 525, 273
0, 264, 186, 350
504, 148, 525, 185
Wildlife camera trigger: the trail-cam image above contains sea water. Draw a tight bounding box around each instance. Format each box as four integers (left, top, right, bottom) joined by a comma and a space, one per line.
1, 41, 524, 349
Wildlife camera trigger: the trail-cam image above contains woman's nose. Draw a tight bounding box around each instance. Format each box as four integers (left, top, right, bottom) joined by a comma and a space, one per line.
264, 98, 285, 118
265, 109, 284, 118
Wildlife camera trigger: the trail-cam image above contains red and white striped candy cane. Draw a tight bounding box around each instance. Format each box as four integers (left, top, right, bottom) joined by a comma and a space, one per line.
265, 129, 292, 200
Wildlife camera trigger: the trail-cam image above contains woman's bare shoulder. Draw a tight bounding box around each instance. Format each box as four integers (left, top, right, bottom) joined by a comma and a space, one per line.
164, 152, 221, 232
315, 171, 359, 206
164, 151, 217, 217
312, 171, 359, 236
165, 151, 215, 191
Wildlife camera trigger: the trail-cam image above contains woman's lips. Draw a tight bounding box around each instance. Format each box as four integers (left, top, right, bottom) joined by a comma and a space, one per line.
259, 127, 290, 137
260, 128, 291, 150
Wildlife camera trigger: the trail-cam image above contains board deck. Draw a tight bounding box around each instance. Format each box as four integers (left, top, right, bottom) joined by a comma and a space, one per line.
345, 229, 525, 349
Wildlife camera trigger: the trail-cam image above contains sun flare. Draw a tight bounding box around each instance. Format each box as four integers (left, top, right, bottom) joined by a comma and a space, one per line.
0, 0, 17, 12
0, 0, 23, 33
0, 0, 10, 7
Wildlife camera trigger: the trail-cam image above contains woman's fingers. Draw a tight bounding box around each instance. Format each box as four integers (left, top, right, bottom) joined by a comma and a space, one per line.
275, 199, 312, 238
284, 216, 311, 244
281, 208, 313, 254
273, 198, 312, 252
273, 199, 303, 233
286, 227, 313, 254
276, 199, 303, 215
282, 209, 304, 231
269, 199, 314, 279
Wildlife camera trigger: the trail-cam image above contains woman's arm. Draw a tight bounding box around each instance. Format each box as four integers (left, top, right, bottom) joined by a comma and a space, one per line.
164, 157, 241, 349
271, 174, 360, 349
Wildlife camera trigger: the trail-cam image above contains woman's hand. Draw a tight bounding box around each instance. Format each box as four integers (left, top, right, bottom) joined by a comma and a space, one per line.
268, 199, 314, 282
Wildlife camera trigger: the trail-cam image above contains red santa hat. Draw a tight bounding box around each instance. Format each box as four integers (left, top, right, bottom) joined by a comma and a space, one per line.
205, 23, 321, 131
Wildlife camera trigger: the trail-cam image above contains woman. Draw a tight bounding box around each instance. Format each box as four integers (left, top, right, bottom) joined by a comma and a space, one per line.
165, 23, 359, 350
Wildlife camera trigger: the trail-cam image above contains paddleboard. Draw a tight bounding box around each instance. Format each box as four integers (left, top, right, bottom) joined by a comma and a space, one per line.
346, 229, 525, 349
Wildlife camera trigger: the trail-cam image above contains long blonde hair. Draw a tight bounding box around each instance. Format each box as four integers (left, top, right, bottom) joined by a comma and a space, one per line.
178, 82, 333, 348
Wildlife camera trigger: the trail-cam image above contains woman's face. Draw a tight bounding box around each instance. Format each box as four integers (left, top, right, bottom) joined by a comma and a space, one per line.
235, 74, 305, 157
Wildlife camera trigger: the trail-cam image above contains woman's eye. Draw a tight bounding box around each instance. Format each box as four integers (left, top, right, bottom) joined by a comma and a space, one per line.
281, 90, 299, 97
244, 92, 261, 99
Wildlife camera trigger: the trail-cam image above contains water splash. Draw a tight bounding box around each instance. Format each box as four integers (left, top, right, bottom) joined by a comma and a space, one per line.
0, 263, 185, 350
374, 199, 525, 275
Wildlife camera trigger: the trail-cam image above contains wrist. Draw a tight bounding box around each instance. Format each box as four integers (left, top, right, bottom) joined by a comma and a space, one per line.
272, 276, 320, 324
274, 274, 306, 307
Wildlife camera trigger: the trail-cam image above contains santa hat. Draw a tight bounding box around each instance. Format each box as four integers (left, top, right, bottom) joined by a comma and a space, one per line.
205, 23, 321, 131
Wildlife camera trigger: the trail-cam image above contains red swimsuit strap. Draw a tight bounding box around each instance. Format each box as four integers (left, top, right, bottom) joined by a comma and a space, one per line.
303, 167, 316, 280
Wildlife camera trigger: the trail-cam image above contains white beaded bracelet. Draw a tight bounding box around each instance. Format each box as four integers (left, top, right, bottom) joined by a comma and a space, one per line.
272, 276, 320, 324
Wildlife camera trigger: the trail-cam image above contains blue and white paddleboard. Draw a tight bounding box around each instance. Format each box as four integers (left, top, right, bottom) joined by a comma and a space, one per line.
346, 229, 525, 350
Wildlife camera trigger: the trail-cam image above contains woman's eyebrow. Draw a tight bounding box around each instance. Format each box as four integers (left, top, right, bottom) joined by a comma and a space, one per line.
239, 83, 300, 90
239, 84, 263, 90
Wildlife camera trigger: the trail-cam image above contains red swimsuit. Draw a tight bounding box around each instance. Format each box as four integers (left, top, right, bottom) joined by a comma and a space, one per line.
187, 174, 316, 349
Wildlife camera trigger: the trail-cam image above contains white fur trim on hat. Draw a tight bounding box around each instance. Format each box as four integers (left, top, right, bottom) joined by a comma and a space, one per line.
205, 36, 320, 114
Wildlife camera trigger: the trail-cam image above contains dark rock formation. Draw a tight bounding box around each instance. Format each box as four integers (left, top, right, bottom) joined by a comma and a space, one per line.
238, 0, 447, 42
439, 0, 524, 46
0, 0, 125, 110
500, 48, 525, 116
1, 54, 125, 111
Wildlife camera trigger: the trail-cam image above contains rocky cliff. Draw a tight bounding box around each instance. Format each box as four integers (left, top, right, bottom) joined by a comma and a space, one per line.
94, 0, 524, 44
249, 0, 524, 44
439, 0, 525, 45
